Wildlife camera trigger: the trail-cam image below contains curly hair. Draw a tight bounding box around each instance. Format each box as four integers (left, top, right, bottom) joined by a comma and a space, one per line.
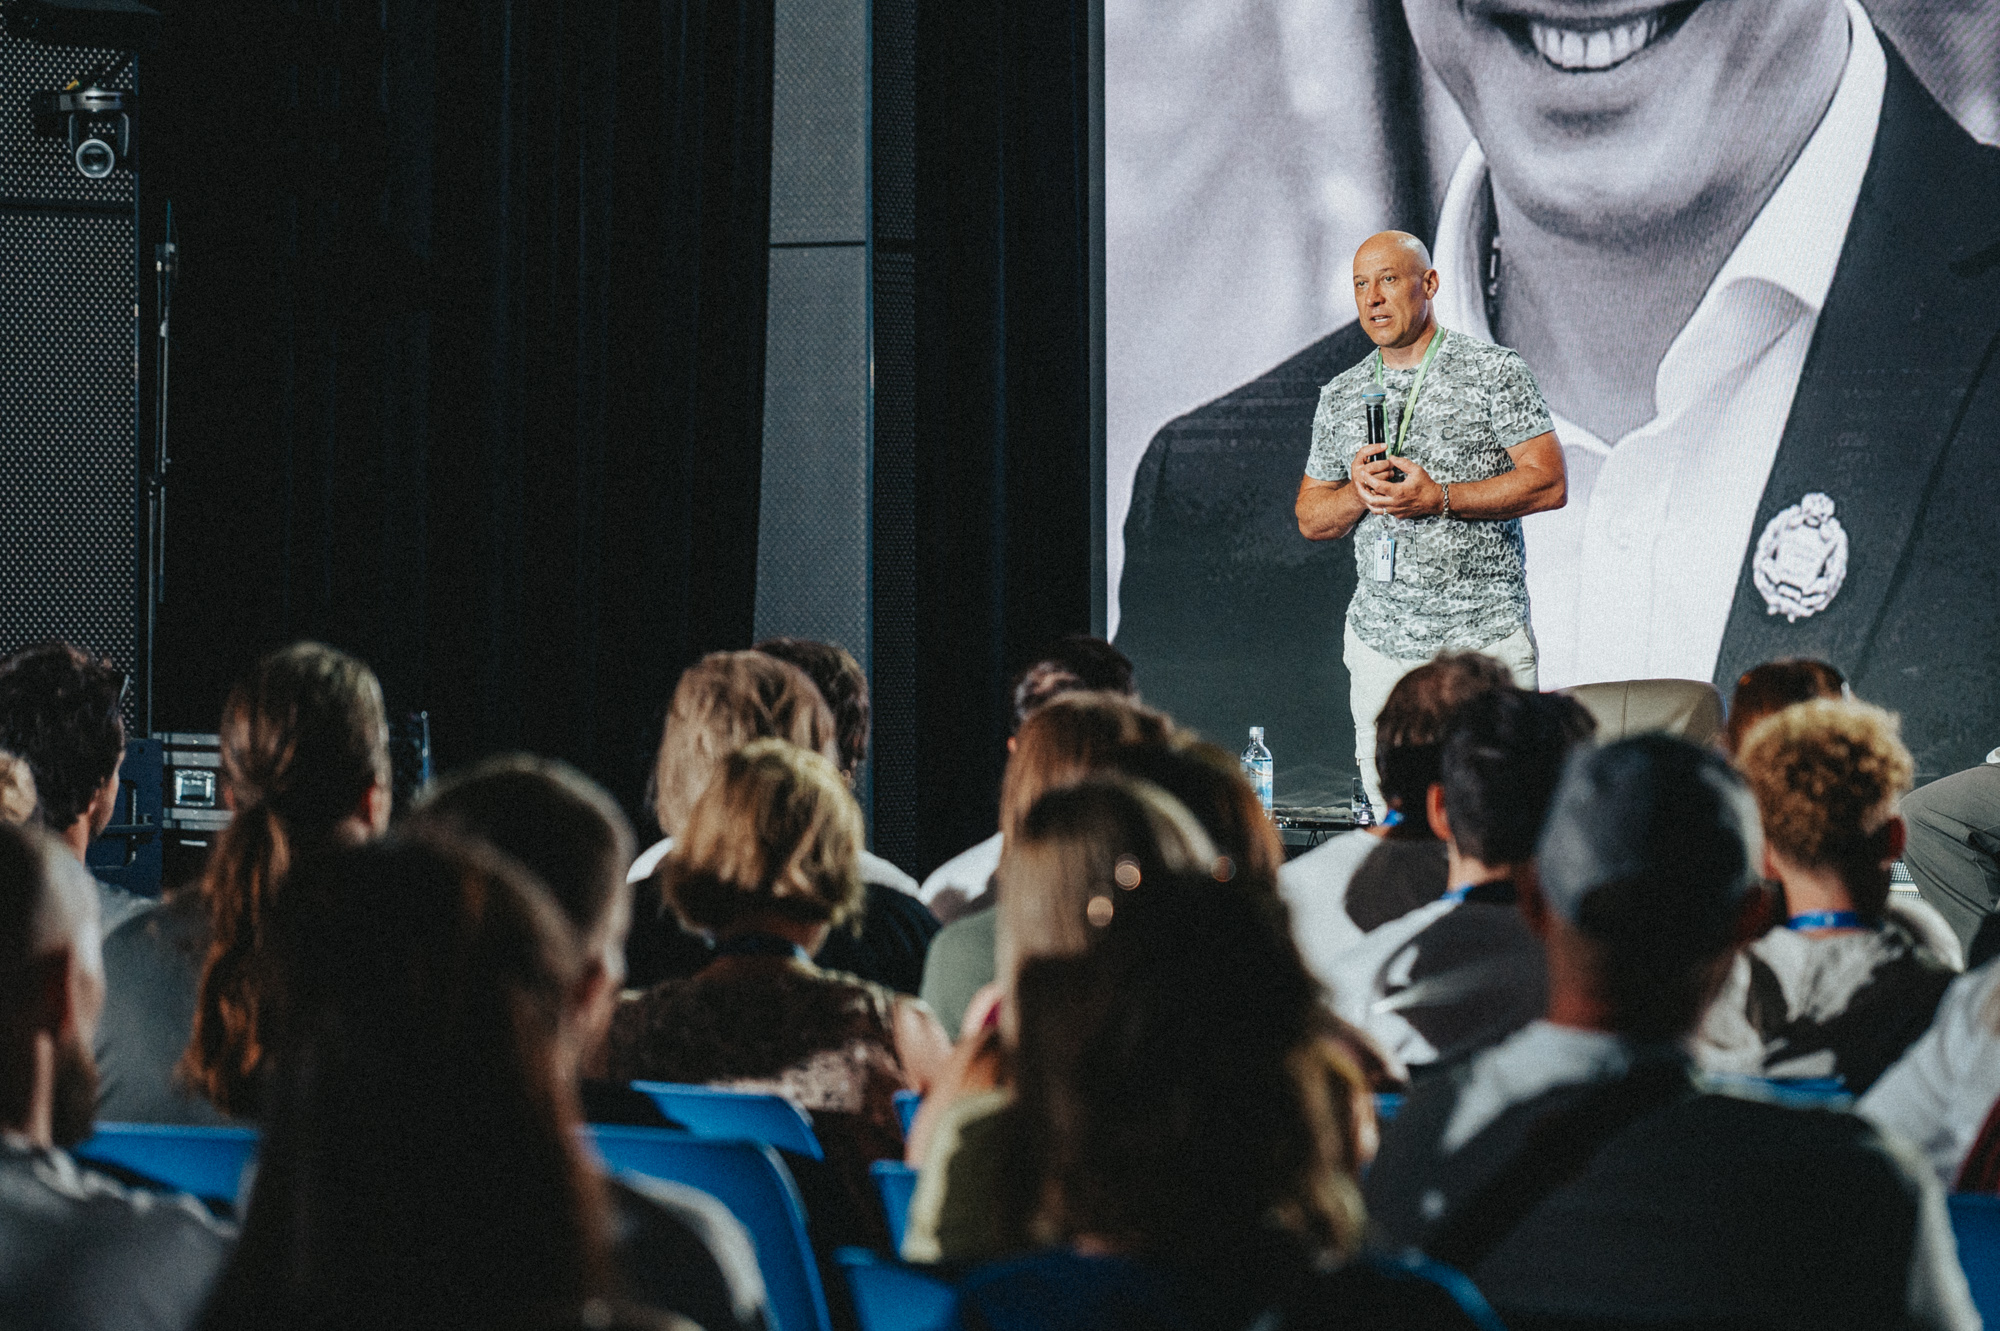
754, 638, 871, 779
662, 739, 865, 933
1737, 699, 1913, 880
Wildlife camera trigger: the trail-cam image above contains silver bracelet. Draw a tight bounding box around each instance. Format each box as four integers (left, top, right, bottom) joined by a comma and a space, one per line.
1439, 482, 1451, 520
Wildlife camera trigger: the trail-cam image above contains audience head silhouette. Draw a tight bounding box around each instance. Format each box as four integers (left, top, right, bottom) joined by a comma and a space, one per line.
0, 821, 103, 1148
1009, 635, 1135, 737
1433, 688, 1597, 871
410, 755, 636, 1063
0, 641, 126, 855
652, 651, 836, 837
182, 641, 391, 1118
753, 638, 870, 781
1737, 698, 1913, 920
1531, 735, 1767, 1042
1375, 652, 1514, 823
201, 833, 613, 1331
1103, 735, 1287, 893
1725, 657, 1845, 757
1008, 864, 1365, 1295
999, 692, 1174, 843
662, 738, 864, 944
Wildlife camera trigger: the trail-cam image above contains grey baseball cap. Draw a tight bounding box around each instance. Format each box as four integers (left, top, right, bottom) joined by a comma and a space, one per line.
1536, 734, 1763, 928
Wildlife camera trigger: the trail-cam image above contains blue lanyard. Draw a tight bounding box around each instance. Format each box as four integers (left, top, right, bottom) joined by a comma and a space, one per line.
1786, 911, 1873, 932
1371, 324, 1447, 457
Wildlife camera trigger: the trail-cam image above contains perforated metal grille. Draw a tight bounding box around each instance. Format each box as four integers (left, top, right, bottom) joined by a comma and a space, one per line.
0, 37, 135, 205
871, 0, 914, 245
768, 0, 866, 243
870, 249, 916, 865
0, 209, 139, 678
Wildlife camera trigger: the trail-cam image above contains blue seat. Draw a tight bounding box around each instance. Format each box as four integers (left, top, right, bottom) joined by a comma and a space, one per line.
589, 1125, 832, 1331
631, 1081, 824, 1160
837, 1247, 955, 1331
871, 1159, 919, 1253
1950, 1193, 2000, 1327
73, 1122, 260, 1204
893, 1089, 921, 1137
1705, 1073, 1854, 1110
1374, 1092, 1405, 1124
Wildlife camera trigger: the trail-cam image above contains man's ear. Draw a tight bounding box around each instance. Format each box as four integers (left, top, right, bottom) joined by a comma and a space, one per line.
355, 779, 391, 836
84, 771, 120, 837
1517, 875, 1553, 940
1425, 783, 1451, 842
1422, 268, 1441, 299
1733, 882, 1778, 945
1884, 815, 1907, 862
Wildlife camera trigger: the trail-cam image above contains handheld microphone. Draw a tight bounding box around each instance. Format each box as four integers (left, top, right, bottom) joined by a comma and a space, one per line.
1361, 389, 1404, 483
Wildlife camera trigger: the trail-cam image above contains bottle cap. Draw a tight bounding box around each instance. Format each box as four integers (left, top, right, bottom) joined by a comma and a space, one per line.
1249, 726, 1263, 740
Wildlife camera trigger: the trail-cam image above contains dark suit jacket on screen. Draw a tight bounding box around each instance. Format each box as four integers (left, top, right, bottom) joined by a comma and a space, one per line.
1115, 38, 2000, 796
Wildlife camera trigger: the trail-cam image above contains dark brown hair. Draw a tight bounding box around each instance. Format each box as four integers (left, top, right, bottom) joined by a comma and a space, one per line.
1007, 871, 1365, 1279
1374, 652, 1515, 814
0, 641, 125, 833
1103, 735, 1287, 895
1725, 658, 1846, 756
999, 692, 1175, 842
182, 642, 390, 1118
199, 834, 611, 1331
754, 638, 871, 778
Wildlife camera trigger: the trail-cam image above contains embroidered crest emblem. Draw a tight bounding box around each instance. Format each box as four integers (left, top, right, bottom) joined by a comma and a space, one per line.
1753, 492, 1848, 623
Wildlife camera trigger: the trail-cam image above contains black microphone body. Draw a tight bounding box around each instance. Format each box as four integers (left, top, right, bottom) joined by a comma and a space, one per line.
1363, 397, 1405, 484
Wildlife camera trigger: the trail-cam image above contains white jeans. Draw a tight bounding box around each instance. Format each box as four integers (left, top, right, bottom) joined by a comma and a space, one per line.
1344, 620, 1538, 813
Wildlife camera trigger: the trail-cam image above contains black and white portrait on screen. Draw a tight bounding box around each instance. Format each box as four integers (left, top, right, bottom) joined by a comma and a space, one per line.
1107, 0, 2000, 803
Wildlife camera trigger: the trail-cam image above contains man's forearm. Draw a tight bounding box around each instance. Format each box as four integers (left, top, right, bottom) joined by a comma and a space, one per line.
1445, 466, 1565, 521
1297, 479, 1370, 541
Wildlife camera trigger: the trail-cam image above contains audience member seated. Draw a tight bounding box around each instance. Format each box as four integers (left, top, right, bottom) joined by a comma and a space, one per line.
0, 821, 233, 1331
753, 637, 939, 992
1329, 689, 1594, 1070
950, 863, 1493, 1330
1899, 758, 2000, 962
919, 692, 1174, 1035
1699, 700, 1956, 1093
1280, 654, 1513, 997
0, 750, 35, 827
406, 755, 769, 1330
607, 739, 950, 1254
200, 833, 679, 1331
0, 642, 147, 937
1726, 660, 1964, 968
917, 635, 1138, 924
96, 643, 390, 1126
630, 650, 932, 994
1364, 736, 1978, 1331
1862, 955, 2000, 1193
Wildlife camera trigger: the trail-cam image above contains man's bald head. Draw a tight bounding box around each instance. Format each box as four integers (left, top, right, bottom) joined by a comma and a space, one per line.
1354, 230, 1433, 276
1353, 231, 1441, 354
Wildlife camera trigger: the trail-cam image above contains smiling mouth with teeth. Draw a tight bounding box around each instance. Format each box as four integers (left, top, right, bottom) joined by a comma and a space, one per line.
1498, 0, 1703, 72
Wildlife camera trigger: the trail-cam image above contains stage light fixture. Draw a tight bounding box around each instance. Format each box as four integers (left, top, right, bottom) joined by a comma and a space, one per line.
30, 83, 133, 179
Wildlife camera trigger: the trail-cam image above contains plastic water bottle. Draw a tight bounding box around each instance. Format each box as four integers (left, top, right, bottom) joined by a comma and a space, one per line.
1350, 775, 1376, 828
1241, 726, 1274, 815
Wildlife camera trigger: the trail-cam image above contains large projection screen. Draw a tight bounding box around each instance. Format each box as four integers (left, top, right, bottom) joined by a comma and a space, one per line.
1105, 0, 2000, 808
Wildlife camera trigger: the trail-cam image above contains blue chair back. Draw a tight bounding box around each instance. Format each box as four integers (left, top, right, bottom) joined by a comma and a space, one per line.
1950, 1193, 2000, 1327
837, 1247, 955, 1331
589, 1125, 832, 1331
871, 1159, 919, 1253
1706, 1074, 1854, 1110
631, 1081, 824, 1160
74, 1122, 260, 1204
1374, 1092, 1405, 1124
893, 1089, 921, 1138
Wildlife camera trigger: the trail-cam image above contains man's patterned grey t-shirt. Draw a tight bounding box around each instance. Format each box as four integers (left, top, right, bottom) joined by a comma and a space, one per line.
1307, 329, 1553, 660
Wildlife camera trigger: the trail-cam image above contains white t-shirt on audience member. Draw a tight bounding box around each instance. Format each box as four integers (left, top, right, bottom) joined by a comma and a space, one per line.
1860, 956, 2000, 1189
916, 832, 1003, 923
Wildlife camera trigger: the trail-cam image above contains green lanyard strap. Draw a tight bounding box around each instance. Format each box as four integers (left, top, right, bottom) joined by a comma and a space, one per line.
1371, 325, 1446, 457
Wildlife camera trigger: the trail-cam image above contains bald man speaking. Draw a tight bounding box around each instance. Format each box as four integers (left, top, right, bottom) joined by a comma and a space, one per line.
1297, 232, 1566, 812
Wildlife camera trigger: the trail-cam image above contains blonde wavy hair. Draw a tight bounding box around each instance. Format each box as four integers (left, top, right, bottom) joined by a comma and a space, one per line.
652, 652, 837, 836
661, 739, 865, 933
1737, 698, 1913, 879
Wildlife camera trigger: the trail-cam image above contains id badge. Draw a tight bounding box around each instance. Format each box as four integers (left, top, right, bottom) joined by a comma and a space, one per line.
1372, 532, 1396, 582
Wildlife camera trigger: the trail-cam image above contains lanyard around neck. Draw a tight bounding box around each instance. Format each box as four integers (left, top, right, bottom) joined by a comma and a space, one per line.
1786, 910, 1874, 932
1372, 323, 1446, 456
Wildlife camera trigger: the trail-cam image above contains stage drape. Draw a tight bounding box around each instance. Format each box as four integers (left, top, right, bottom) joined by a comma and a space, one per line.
149, 0, 775, 817
912, 0, 1097, 871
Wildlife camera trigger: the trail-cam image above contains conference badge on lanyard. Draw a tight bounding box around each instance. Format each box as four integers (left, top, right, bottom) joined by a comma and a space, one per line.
1369, 327, 1445, 584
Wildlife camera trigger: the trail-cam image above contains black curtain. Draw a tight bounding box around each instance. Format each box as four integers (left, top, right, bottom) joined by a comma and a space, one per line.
148, 0, 774, 816
912, 0, 1096, 871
